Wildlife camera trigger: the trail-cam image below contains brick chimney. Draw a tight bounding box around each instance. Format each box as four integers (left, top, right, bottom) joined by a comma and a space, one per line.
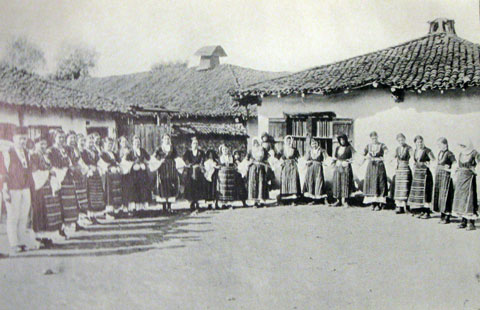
428, 18, 456, 35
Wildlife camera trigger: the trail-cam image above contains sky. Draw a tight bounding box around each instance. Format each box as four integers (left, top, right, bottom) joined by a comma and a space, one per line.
0, 0, 479, 77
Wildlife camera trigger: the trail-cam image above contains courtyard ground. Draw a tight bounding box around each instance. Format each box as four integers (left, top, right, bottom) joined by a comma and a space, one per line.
0, 203, 479, 310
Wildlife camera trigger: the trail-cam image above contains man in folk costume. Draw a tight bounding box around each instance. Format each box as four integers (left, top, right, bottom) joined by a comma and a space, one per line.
4, 127, 37, 254
30, 135, 64, 248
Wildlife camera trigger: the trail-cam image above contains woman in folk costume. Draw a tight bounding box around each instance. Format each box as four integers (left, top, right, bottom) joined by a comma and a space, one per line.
390, 133, 413, 214
453, 139, 480, 231
125, 135, 151, 212
279, 136, 301, 205
303, 138, 329, 204
30, 136, 63, 247
205, 149, 220, 207
332, 134, 355, 207
204, 149, 219, 209
117, 136, 131, 213
247, 138, 271, 207
433, 138, 456, 224
408, 135, 435, 219
65, 133, 90, 226
215, 144, 239, 207
47, 130, 79, 238
154, 134, 179, 213
183, 137, 206, 210
362, 131, 388, 211
81, 134, 105, 220
100, 137, 123, 217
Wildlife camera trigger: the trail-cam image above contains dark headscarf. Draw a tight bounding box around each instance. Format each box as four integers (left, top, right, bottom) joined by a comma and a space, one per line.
337, 134, 350, 147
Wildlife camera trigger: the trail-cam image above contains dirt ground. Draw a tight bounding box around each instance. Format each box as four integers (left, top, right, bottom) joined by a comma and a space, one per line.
0, 203, 480, 310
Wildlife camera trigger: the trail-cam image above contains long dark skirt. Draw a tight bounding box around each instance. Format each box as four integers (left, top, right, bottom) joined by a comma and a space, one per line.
60, 175, 80, 224
247, 163, 269, 200
390, 161, 412, 202
332, 164, 354, 199
105, 171, 123, 208
408, 167, 433, 209
183, 166, 207, 202
363, 160, 388, 199
156, 159, 179, 199
121, 173, 132, 205
87, 170, 105, 212
129, 168, 151, 203
303, 161, 327, 199
32, 182, 62, 232
433, 167, 454, 214
280, 159, 301, 197
453, 168, 478, 219
205, 170, 218, 201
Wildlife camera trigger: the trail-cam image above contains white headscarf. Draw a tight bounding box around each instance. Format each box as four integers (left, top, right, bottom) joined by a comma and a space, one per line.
460, 138, 475, 155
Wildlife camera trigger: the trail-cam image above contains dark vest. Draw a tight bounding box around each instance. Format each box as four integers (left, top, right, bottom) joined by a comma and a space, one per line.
7, 147, 32, 190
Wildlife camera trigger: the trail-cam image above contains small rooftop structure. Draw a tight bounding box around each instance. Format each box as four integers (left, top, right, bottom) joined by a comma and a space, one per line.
194, 45, 227, 71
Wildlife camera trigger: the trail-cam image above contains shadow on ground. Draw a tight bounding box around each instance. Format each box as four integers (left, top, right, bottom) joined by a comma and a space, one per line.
2, 210, 214, 259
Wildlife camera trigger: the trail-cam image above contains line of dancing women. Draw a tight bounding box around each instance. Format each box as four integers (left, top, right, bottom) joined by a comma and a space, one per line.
2, 127, 480, 254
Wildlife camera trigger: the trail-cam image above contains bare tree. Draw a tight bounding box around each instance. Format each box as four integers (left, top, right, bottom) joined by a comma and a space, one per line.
2, 36, 46, 73
53, 44, 97, 80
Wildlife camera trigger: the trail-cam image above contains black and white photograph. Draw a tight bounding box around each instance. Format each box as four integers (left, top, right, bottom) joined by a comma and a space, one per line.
0, 0, 480, 309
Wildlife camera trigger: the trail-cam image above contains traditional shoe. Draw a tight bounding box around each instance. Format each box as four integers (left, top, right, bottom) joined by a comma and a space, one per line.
59, 227, 68, 240
75, 222, 86, 232
458, 219, 467, 229
104, 214, 115, 222
444, 216, 451, 224
466, 220, 476, 231
421, 213, 431, 219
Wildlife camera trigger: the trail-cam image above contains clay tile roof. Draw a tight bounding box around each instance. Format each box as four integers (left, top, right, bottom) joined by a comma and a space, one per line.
231, 32, 480, 99
173, 122, 247, 136
62, 64, 286, 117
0, 64, 125, 113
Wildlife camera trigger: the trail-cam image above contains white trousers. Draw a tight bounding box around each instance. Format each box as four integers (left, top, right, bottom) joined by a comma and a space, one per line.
6, 189, 31, 247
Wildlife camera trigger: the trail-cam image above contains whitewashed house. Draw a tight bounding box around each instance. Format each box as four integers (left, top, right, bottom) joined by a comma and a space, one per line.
232, 18, 480, 186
